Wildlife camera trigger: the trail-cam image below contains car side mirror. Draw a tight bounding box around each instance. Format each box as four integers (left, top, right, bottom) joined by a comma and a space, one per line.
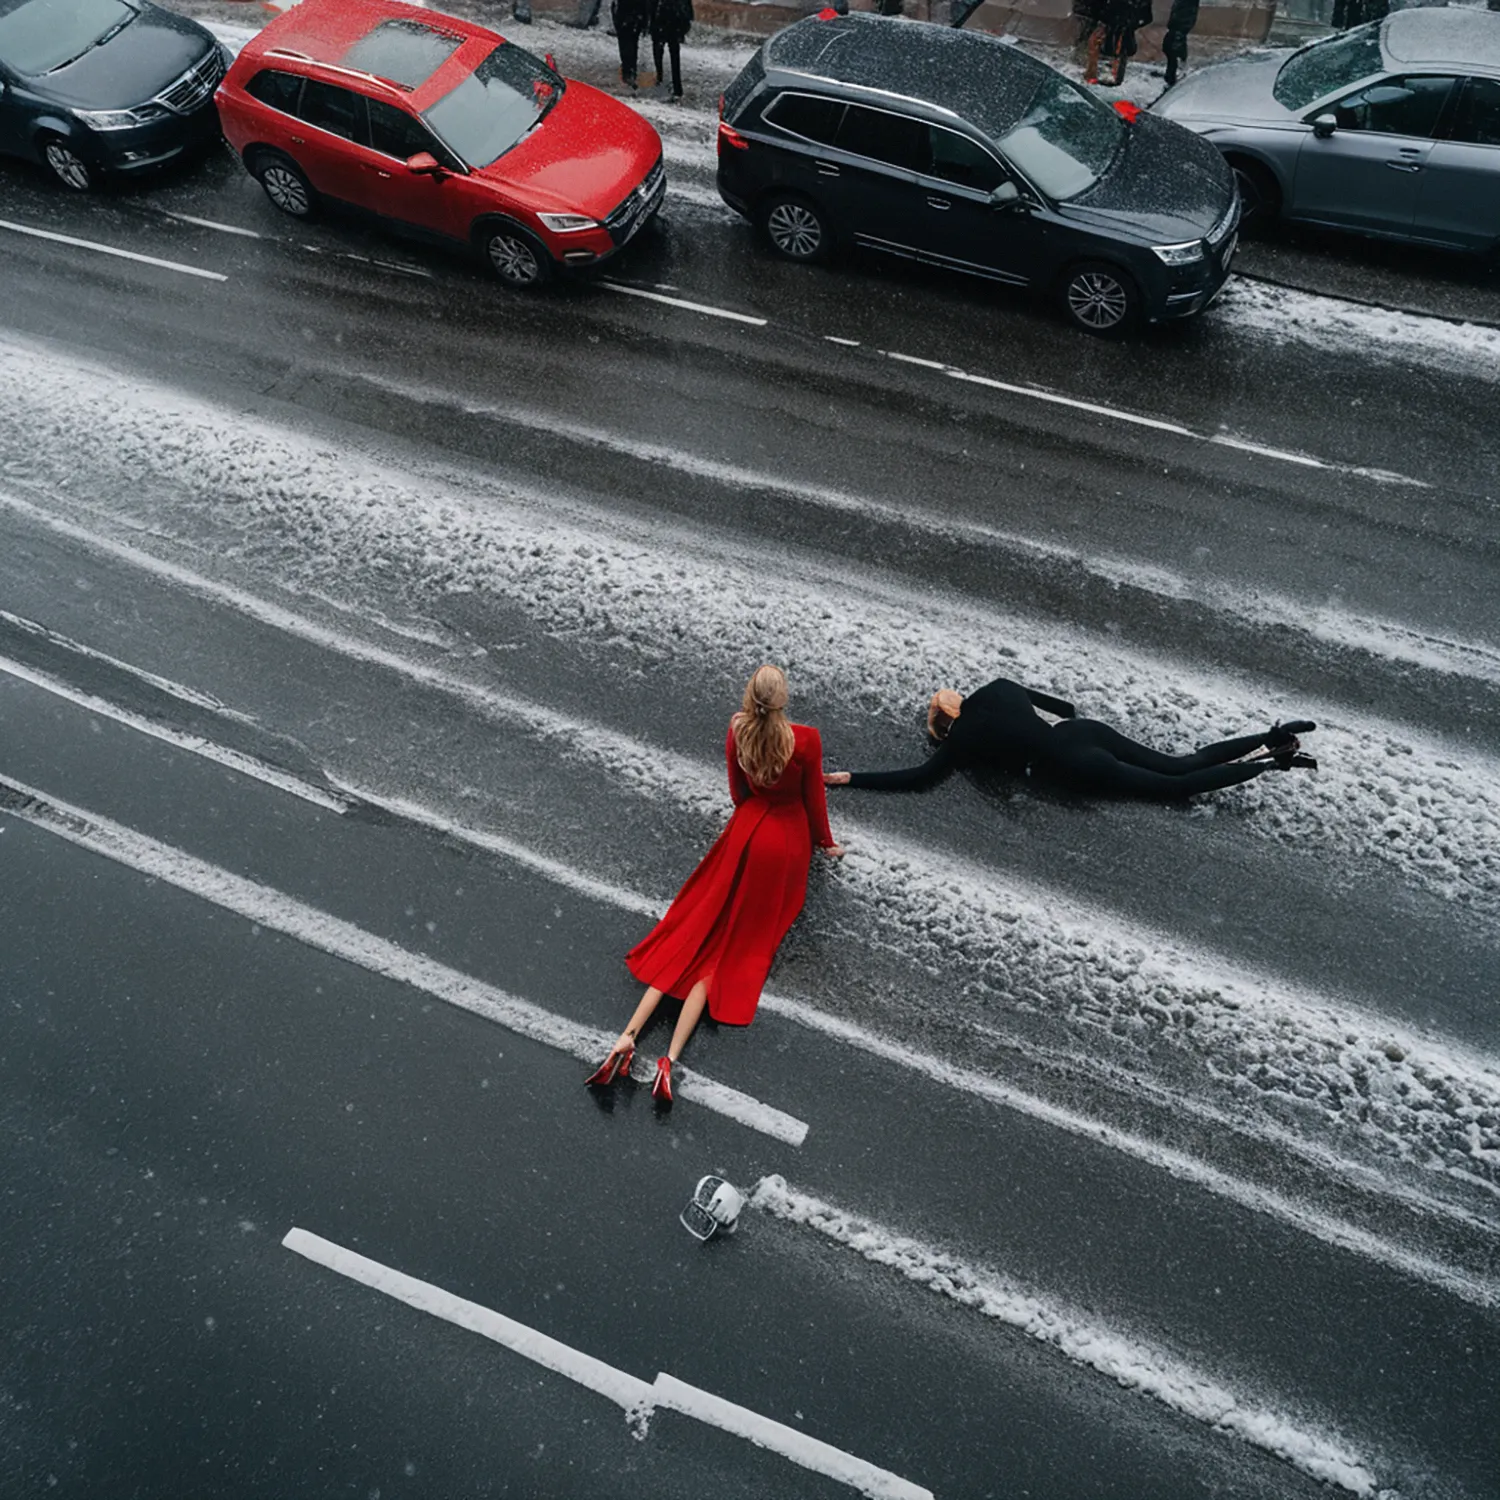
406, 151, 445, 177
1312, 113, 1337, 139
989, 181, 1021, 210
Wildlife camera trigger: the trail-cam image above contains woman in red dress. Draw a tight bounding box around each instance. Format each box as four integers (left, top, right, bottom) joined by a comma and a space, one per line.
586, 665, 844, 1104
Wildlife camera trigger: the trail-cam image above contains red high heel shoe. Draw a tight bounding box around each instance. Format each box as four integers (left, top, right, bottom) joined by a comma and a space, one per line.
584, 1045, 634, 1087
651, 1056, 673, 1104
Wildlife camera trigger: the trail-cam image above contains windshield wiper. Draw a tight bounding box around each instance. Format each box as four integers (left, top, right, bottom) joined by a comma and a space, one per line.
44, 9, 136, 72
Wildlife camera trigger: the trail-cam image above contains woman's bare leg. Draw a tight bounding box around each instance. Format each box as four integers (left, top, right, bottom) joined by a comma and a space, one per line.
605, 986, 665, 1060
667, 980, 709, 1062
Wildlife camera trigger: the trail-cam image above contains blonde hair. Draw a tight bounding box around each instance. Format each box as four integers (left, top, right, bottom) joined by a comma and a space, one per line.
927, 689, 964, 742
733, 665, 796, 787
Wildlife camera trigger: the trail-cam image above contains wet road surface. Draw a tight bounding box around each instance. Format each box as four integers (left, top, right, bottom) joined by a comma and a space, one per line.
2, 21, 1498, 1499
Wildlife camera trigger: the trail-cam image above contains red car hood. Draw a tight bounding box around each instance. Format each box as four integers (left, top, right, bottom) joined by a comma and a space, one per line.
474, 81, 661, 219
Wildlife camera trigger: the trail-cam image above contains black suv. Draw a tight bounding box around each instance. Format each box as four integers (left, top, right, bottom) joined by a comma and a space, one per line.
716, 13, 1239, 335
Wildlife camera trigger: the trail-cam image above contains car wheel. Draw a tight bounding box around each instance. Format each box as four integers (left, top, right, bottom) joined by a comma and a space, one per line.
41, 136, 94, 192
760, 194, 831, 264
253, 153, 317, 219
1228, 159, 1279, 236
480, 223, 552, 288
1059, 261, 1141, 337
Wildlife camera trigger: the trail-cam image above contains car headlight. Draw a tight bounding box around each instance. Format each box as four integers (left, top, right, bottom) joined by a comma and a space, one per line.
1152, 240, 1206, 266
75, 103, 172, 131
537, 212, 599, 233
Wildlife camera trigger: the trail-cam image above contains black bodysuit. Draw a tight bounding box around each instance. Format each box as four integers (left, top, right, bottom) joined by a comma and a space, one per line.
847, 677, 1282, 800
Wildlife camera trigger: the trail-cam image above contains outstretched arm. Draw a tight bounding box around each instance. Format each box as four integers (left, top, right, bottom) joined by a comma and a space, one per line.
800, 728, 840, 850
725, 726, 751, 806
831, 739, 957, 793
1026, 688, 1076, 720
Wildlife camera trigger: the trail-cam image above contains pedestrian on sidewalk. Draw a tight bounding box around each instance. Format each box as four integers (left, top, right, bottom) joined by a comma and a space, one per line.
586, 665, 844, 1106
612, 0, 651, 88
1161, 0, 1199, 86
1082, 0, 1151, 86
649, 0, 693, 99
510, 0, 532, 24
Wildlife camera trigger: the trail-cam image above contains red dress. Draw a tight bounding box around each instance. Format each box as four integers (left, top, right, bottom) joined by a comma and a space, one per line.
626, 721, 836, 1025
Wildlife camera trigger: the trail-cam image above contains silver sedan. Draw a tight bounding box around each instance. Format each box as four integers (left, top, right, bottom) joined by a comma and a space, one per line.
1152, 7, 1500, 253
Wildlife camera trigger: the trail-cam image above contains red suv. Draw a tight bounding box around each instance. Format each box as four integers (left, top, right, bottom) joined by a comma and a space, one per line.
216, 0, 665, 286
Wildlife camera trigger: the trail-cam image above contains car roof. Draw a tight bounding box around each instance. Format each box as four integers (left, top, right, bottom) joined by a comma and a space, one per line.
1382, 6, 1500, 75
762, 13, 1050, 132
244, 0, 501, 106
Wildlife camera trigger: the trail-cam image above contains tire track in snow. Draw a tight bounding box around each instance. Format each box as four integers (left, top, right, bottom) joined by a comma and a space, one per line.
752, 1176, 1385, 1498
1, 339, 1497, 1199
3, 475, 1498, 1209
1, 336, 1491, 922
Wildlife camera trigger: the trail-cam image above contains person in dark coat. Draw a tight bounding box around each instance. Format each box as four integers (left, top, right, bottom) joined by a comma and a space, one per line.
1332, 0, 1388, 29
650, 0, 693, 99
1161, 0, 1199, 86
1083, 0, 1151, 85
612, 0, 652, 88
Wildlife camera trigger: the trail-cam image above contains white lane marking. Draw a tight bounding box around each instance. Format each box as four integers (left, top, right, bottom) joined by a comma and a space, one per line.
283, 1228, 657, 1413
0, 607, 260, 723
650, 1374, 933, 1500
945, 366, 1197, 437
823, 336, 861, 347
0, 654, 350, 815
751, 1176, 1381, 1499
298, 242, 434, 278
884, 351, 948, 370
930, 362, 1425, 487
0, 776, 808, 1147
1208, 433, 1326, 469
283, 1227, 933, 1500
158, 212, 264, 240
601, 280, 767, 326
0, 217, 227, 282
332, 780, 661, 919
315, 776, 1500, 1312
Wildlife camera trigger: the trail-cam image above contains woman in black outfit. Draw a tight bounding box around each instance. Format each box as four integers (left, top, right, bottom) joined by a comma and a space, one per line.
825, 678, 1315, 800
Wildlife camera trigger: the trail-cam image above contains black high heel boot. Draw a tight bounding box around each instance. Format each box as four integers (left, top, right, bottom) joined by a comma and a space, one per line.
1270, 750, 1318, 771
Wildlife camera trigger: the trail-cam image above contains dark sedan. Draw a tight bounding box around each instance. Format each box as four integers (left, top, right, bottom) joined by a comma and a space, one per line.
0, 0, 225, 191
717, 14, 1239, 335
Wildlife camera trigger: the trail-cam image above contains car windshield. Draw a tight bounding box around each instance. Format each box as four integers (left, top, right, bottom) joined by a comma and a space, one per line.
994, 72, 1122, 201
0, 0, 136, 75
421, 43, 563, 168
1273, 25, 1384, 110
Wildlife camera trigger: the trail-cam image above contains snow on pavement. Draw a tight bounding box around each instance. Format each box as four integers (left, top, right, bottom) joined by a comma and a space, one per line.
1, 334, 1497, 1202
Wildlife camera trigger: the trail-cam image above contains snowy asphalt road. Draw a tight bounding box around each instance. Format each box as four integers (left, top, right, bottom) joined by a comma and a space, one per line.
2, 27, 1499, 1500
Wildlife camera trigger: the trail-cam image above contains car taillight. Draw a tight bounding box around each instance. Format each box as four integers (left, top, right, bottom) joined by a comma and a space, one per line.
718, 121, 749, 152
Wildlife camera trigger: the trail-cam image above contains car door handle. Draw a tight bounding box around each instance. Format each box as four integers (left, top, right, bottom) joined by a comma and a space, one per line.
815, 160, 840, 177
926, 196, 951, 209
365, 166, 392, 178
1384, 160, 1421, 172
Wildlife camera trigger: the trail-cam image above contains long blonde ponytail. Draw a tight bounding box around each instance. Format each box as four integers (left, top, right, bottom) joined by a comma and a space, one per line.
733, 664, 796, 788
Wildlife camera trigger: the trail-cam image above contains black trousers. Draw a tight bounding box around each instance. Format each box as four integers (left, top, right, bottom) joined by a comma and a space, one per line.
617, 28, 641, 82
652, 36, 682, 94
1038, 721, 1274, 799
